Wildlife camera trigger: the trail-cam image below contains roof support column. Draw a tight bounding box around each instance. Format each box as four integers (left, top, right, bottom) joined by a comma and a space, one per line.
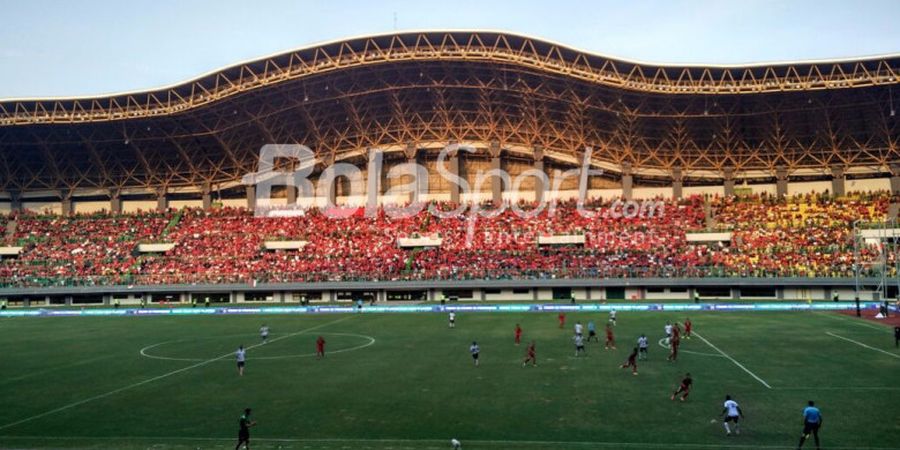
890, 163, 900, 195
404, 143, 420, 203
830, 165, 845, 197
201, 183, 212, 210
246, 184, 256, 211
672, 167, 684, 200
489, 140, 502, 205
156, 188, 168, 212
533, 145, 546, 204
723, 167, 735, 197
366, 147, 383, 214
60, 189, 73, 216
9, 190, 22, 212
621, 163, 633, 201
448, 143, 461, 204
775, 166, 788, 198
109, 189, 122, 214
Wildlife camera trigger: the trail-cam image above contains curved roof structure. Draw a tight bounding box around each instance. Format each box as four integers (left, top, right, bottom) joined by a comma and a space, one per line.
0, 30, 898, 193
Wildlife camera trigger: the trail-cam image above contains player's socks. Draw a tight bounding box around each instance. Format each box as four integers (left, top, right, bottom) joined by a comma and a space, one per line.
723, 423, 731, 434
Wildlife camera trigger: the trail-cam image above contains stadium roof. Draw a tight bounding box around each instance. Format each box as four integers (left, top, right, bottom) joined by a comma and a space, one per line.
1, 30, 898, 193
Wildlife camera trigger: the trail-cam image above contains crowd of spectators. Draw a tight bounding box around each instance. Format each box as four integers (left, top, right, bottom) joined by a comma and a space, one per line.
0, 191, 895, 287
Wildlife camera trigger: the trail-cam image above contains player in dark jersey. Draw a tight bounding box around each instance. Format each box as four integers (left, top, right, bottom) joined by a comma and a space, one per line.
684, 318, 692, 339
620, 347, 638, 375
604, 323, 616, 350
514, 324, 522, 345
671, 373, 692, 401
235, 408, 256, 450
316, 336, 326, 359
522, 341, 537, 367
667, 331, 681, 362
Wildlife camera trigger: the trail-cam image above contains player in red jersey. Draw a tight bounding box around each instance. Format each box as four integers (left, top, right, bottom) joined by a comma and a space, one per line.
514, 324, 522, 345
605, 323, 616, 350
558, 313, 566, 329
620, 347, 638, 375
316, 336, 326, 359
522, 341, 537, 367
684, 318, 692, 339
667, 331, 680, 362
671, 372, 692, 401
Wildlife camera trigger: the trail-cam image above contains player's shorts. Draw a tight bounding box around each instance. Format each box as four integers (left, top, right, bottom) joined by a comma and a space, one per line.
802, 421, 820, 434
589, 330, 596, 337
639, 347, 648, 352
472, 353, 479, 360
724, 415, 739, 423
679, 384, 690, 391
237, 361, 245, 368
261, 334, 268, 338
576, 344, 585, 350
238, 431, 250, 441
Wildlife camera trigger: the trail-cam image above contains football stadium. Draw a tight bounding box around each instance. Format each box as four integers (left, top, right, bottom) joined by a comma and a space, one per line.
1, 7, 899, 450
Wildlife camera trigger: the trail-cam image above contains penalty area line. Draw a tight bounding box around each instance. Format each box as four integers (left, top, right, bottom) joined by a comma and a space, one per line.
0, 315, 356, 432
826, 332, 900, 360
693, 332, 771, 389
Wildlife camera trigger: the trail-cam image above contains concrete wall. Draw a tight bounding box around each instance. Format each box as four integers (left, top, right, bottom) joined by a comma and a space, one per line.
122, 200, 157, 213
846, 178, 891, 194
169, 200, 203, 210
72, 201, 110, 214
23, 201, 62, 214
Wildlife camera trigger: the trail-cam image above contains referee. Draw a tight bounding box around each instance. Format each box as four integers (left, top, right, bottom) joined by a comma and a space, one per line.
796, 400, 822, 450
235, 408, 256, 450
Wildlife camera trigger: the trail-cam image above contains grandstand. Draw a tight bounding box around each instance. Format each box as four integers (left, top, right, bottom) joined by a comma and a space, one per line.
0, 31, 899, 306
2, 28, 900, 450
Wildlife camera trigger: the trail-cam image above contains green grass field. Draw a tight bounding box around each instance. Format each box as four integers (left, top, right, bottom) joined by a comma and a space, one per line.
0, 309, 898, 450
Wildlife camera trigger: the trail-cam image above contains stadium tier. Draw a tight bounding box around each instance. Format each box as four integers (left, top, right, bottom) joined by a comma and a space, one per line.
0, 31, 898, 303
0, 192, 895, 289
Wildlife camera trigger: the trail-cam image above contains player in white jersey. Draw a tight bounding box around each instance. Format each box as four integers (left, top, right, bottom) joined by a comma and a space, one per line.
609, 309, 617, 326
574, 321, 584, 337
449, 312, 456, 328
469, 341, 479, 366
637, 334, 649, 360
236, 345, 247, 376
721, 395, 744, 435
259, 324, 269, 344
573, 334, 586, 356
664, 322, 673, 345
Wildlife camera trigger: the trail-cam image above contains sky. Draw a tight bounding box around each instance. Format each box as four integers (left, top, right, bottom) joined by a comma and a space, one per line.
1, 0, 898, 99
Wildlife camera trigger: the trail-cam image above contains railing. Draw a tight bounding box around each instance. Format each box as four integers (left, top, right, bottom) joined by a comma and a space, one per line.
0, 265, 886, 289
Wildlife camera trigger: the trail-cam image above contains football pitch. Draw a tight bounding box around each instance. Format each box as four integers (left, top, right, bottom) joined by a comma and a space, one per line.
0, 308, 898, 450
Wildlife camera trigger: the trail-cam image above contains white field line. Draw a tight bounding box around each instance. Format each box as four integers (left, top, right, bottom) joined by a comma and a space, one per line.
656, 337, 724, 358
777, 386, 900, 391
139, 332, 375, 362
693, 332, 772, 389
0, 315, 355, 432
826, 332, 900, 360
813, 311, 893, 333
0, 435, 898, 450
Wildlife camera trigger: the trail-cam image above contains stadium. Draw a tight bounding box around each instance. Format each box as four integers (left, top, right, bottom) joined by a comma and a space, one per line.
0, 26, 899, 450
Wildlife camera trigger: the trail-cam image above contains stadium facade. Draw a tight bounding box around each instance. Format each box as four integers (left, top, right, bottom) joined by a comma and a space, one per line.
0, 31, 898, 305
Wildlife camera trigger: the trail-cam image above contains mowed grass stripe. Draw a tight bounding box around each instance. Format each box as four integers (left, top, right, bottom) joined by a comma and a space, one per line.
0, 315, 355, 432
0, 311, 897, 449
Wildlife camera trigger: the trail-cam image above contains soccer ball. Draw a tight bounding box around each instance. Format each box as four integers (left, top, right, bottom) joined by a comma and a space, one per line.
451, 438, 461, 449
